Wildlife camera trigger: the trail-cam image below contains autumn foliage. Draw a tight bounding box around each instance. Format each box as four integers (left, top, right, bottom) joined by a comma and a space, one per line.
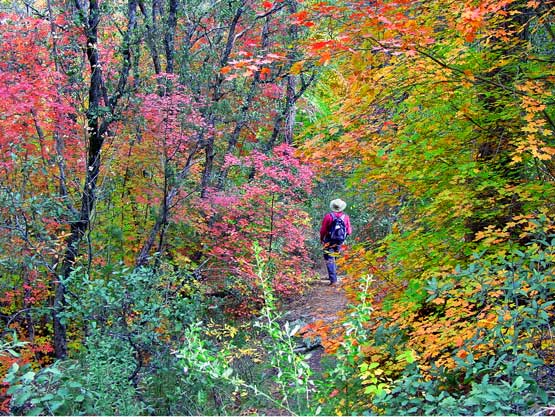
0, 0, 316, 413
299, 0, 555, 414
1, 0, 555, 414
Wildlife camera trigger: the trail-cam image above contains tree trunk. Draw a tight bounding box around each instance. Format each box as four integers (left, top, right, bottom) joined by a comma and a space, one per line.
53, 0, 137, 359
200, 3, 244, 197
284, 0, 299, 145
136, 149, 199, 266
284, 74, 297, 145
215, 16, 271, 190
164, 0, 178, 73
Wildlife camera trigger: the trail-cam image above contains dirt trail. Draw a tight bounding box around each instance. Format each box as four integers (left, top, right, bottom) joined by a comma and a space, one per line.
280, 267, 349, 372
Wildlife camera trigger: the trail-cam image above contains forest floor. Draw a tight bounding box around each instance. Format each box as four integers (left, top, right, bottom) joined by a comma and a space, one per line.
280, 265, 349, 374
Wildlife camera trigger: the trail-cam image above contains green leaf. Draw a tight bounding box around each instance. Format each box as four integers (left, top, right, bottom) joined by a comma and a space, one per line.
6, 349, 20, 358
513, 376, 524, 389
49, 401, 65, 412
21, 371, 36, 382
11, 362, 20, 373
222, 368, 233, 378
27, 406, 45, 416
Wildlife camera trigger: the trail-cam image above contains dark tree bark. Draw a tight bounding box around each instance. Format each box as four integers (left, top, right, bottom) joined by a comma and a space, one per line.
138, 0, 162, 74
135, 148, 200, 266
215, 16, 272, 190
200, 2, 244, 198
267, 70, 316, 151
283, 0, 299, 145
53, 0, 137, 359
164, 0, 178, 73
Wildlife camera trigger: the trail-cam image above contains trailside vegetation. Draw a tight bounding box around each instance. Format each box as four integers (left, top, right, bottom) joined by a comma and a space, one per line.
301, 0, 555, 414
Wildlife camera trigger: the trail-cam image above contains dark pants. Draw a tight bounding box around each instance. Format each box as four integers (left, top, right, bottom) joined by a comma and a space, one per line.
323, 243, 341, 283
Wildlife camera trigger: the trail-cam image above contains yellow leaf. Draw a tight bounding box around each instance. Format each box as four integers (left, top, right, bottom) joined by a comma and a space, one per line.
290, 60, 305, 75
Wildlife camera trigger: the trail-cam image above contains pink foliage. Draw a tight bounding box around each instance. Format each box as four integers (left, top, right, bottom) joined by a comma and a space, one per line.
197, 144, 314, 303
261, 83, 284, 99
0, 14, 80, 174
140, 74, 207, 162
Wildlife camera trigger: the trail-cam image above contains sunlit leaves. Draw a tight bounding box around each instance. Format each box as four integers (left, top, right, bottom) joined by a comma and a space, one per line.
300, 0, 555, 412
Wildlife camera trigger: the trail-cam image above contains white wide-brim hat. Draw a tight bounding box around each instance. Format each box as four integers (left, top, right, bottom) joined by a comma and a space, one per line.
330, 199, 347, 212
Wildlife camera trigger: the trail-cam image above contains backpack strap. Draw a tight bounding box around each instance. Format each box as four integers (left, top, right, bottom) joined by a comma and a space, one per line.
330, 212, 345, 220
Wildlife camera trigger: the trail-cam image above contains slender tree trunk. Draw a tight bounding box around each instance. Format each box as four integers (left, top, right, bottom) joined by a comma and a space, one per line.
53, 0, 137, 359
136, 149, 199, 266
266, 0, 317, 150
138, 0, 162, 74
216, 16, 271, 190
164, 0, 178, 73
284, 0, 298, 145
200, 2, 244, 197
23, 268, 35, 343
200, 116, 216, 198
284, 75, 297, 145
267, 71, 315, 151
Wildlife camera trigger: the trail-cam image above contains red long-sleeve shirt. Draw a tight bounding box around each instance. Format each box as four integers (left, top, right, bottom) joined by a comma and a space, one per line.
320, 211, 352, 242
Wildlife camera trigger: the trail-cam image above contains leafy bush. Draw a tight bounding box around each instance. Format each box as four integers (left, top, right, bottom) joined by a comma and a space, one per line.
314, 273, 381, 416
374, 234, 555, 415
176, 243, 318, 416
4, 264, 211, 415
4, 250, 321, 415
318, 232, 555, 416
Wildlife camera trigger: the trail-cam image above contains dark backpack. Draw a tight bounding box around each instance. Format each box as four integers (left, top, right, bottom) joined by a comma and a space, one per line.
327, 212, 347, 244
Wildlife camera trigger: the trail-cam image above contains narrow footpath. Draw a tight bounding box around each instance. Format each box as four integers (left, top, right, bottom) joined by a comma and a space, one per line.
281, 268, 349, 373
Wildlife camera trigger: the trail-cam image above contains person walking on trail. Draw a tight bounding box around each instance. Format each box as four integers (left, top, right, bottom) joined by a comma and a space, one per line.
320, 199, 352, 285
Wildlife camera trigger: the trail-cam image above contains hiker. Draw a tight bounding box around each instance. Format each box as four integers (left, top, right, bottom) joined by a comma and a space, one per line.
320, 198, 352, 285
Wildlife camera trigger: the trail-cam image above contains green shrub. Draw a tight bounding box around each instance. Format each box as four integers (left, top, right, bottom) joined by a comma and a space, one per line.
4, 264, 210, 415
373, 234, 555, 415
176, 242, 318, 416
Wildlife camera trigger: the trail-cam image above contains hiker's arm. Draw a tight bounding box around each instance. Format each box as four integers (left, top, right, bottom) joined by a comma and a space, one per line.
320, 214, 331, 242
346, 216, 352, 236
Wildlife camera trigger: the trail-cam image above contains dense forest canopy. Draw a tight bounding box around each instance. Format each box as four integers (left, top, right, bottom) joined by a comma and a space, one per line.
1, 0, 554, 415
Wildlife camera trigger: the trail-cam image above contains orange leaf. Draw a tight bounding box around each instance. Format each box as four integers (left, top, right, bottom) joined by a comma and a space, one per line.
311, 40, 333, 51
291, 10, 308, 23
319, 51, 331, 65
290, 60, 304, 75
260, 67, 271, 80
